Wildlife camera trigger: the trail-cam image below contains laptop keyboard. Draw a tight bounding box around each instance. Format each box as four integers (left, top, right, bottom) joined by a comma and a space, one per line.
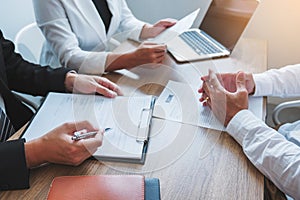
179, 31, 222, 55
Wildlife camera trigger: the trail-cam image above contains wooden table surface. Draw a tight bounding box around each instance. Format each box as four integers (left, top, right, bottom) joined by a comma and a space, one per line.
1, 38, 267, 200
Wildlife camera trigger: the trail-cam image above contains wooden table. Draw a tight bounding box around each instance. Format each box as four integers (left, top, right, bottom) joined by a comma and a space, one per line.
1, 38, 267, 200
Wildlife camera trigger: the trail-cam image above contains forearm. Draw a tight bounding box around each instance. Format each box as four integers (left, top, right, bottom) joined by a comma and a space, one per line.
24, 138, 47, 168
139, 24, 155, 40
8, 64, 70, 96
64, 70, 78, 92
227, 110, 300, 199
253, 64, 300, 97
1, 31, 71, 95
0, 139, 30, 190
105, 52, 135, 71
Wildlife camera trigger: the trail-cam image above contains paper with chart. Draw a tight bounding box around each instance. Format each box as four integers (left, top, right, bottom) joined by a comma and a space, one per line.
153, 80, 263, 131
22, 92, 154, 163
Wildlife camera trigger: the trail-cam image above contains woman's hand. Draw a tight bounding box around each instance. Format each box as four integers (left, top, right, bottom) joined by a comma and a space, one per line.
140, 18, 177, 39
105, 42, 167, 71
129, 42, 167, 65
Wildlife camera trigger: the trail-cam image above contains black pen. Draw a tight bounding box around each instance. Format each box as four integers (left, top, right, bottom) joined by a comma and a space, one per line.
71, 128, 112, 141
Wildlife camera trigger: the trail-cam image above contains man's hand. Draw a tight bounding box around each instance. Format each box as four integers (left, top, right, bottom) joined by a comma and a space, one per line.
198, 71, 255, 95
64, 72, 123, 98
199, 70, 249, 127
25, 121, 104, 168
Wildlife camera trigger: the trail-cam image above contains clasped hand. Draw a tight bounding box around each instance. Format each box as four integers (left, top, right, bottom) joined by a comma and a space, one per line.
198, 69, 255, 127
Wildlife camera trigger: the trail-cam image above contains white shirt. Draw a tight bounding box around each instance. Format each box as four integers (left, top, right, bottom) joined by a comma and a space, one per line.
0, 96, 5, 112
226, 64, 300, 199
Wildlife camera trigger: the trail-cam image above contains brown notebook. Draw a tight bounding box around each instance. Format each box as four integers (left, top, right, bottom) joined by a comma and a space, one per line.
47, 175, 145, 200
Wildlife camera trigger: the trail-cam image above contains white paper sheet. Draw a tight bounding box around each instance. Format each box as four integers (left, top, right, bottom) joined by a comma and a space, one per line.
153, 80, 263, 131
146, 8, 200, 44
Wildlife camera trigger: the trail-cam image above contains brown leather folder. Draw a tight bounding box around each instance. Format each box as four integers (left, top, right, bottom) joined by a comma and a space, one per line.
47, 175, 145, 200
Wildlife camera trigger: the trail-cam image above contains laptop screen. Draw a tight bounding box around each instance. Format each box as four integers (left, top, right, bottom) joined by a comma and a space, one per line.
199, 0, 259, 51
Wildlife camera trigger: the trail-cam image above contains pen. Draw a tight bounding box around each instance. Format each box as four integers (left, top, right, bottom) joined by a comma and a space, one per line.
71, 128, 112, 141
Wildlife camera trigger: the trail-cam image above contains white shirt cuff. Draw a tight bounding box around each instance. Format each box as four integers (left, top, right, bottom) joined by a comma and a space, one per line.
226, 109, 262, 145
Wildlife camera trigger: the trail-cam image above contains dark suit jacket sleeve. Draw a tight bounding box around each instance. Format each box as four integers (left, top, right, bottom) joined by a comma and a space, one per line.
0, 139, 29, 190
0, 31, 72, 96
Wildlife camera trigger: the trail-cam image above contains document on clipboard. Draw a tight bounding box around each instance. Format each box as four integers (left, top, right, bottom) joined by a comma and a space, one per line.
22, 92, 155, 164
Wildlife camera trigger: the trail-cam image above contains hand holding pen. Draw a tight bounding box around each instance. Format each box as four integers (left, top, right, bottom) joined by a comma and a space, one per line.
29, 121, 105, 167
72, 128, 112, 141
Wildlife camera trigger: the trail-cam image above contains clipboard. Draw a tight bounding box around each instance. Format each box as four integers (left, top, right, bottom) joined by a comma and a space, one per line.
21, 92, 156, 164
93, 96, 156, 164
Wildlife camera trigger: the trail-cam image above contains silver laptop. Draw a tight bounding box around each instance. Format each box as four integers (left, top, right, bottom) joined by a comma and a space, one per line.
167, 0, 259, 62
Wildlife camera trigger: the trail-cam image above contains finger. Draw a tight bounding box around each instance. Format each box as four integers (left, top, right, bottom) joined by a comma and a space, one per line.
199, 81, 209, 100
95, 85, 118, 98
199, 92, 209, 102
80, 130, 104, 150
198, 80, 206, 93
198, 87, 203, 93
204, 96, 212, 108
156, 21, 174, 26
154, 54, 165, 63
98, 77, 123, 96
208, 69, 223, 91
202, 80, 211, 97
149, 45, 166, 52
236, 71, 247, 92
152, 50, 166, 57
154, 19, 177, 27
200, 75, 209, 82
199, 75, 209, 93
141, 42, 158, 45
154, 52, 166, 60
215, 73, 223, 84
65, 121, 97, 135
142, 43, 166, 51
198, 76, 208, 93
154, 47, 167, 53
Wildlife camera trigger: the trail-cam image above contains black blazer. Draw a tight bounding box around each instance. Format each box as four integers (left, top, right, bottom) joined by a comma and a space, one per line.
0, 30, 70, 190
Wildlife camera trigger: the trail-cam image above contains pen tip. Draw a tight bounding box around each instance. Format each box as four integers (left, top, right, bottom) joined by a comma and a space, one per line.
104, 128, 112, 132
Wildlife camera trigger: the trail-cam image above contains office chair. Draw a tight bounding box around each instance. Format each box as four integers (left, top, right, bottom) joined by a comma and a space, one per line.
14, 22, 46, 111
14, 22, 45, 64
272, 100, 300, 126
12, 91, 41, 112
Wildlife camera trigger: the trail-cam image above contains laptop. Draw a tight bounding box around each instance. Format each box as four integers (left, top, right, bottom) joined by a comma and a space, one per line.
166, 0, 259, 62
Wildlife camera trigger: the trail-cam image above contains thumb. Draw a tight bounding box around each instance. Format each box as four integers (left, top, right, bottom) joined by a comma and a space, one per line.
236, 72, 247, 92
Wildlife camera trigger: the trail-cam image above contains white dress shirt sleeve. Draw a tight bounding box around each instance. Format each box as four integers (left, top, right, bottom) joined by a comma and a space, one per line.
226, 110, 300, 199
253, 63, 300, 97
